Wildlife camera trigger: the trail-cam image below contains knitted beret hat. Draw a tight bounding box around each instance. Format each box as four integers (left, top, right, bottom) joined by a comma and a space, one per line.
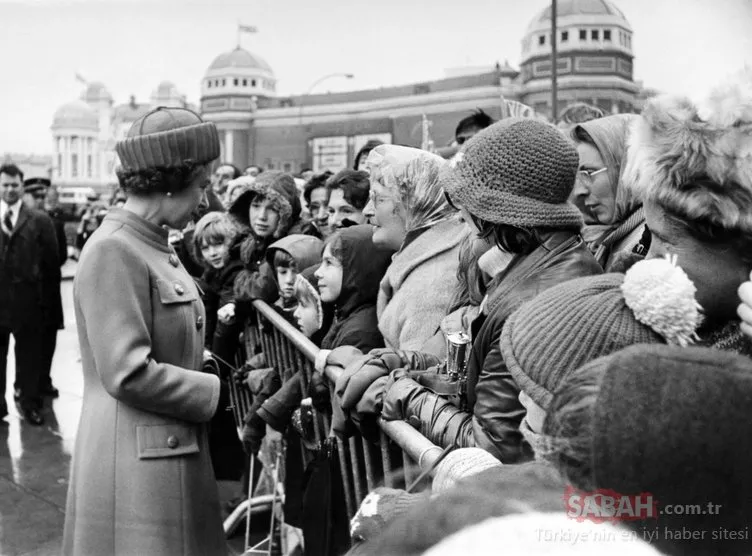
115, 107, 220, 172
500, 256, 702, 408
441, 117, 583, 229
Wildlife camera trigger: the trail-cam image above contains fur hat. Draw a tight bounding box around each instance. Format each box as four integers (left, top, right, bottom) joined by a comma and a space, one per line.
624, 67, 752, 234
228, 171, 297, 238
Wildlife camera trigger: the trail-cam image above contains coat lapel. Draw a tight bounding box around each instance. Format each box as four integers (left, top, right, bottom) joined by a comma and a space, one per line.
11, 203, 30, 238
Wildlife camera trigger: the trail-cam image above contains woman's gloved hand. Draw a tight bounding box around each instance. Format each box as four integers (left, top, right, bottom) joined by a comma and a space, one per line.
381, 369, 428, 424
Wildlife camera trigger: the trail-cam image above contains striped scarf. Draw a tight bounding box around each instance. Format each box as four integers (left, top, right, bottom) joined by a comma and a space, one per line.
590, 207, 645, 268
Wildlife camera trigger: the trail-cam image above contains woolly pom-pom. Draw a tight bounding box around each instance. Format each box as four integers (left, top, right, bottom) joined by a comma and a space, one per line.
621, 254, 703, 346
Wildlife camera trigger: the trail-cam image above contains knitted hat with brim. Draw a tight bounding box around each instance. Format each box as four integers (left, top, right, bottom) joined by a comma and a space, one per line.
500, 256, 703, 409
228, 172, 296, 238
441, 117, 583, 229
579, 344, 752, 556
115, 107, 220, 172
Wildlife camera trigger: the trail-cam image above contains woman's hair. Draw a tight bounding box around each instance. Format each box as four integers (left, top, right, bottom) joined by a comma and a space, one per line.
354, 139, 384, 170
192, 211, 238, 264
570, 115, 639, 225
326, 170, 371, 210
542, 365, 606, 492
447, 234, 487, 312
303, 171, 333, 206
470, 213, 557, 256
116, 160, 210, 196
272, 249, 297, 270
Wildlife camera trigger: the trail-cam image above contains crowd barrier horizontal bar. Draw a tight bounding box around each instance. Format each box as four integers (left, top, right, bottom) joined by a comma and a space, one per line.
249, 299, 447, 517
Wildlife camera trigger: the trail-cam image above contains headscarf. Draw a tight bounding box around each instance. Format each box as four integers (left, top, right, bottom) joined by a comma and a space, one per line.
573, 114, 642, 246
365, 145, 456, 236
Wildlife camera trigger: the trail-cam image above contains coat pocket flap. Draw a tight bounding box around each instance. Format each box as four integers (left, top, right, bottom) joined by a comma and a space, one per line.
136, 424, 200, 459
156, 279, 197, 304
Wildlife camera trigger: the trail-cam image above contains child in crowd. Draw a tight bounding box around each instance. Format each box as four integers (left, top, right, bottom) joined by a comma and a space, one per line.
191, 211, 245, 482
265, 234, 324, 324
230, 171, 320, 308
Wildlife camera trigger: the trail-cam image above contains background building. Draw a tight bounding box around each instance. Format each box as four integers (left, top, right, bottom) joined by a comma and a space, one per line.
200, 0, 655, 174
50, 81, 194, 195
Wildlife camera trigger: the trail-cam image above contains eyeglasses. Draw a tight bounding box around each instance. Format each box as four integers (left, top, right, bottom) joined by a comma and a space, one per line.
576, 167, 608, 184
368, 190, 393, 207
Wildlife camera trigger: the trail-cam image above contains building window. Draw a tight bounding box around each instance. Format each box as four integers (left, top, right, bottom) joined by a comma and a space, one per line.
222, 79, 226, 86
561, 30, 569, 42
87, 155, 93, 178
57, 154, 62, 177
283, 162, 292, 172
627, 35, 632, 49
580, 29, 587, 40
71, 154, 78, 178
538, 34, 545, 45
604, 29, 611, 41
233, 78, 239, 86
591, 29, 599, 40
207, 80, 212, 88
252, 79, 257, 87
242, 78, 248, 86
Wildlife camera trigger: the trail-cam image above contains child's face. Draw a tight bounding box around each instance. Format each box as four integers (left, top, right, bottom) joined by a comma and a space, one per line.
314, 244, 343, 303
201, 241, 231, 269
293, 298, 320, 338
276, 266, 298, 300
249, 197, 280, 238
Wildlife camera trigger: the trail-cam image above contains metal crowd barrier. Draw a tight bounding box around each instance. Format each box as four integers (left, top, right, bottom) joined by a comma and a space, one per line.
244, 299, 449, 520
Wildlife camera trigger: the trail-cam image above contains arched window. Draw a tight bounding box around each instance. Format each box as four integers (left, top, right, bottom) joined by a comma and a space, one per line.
538, 35, 545, 45
233, 78, 239, 86
242, 78, 248, 86
252, 79, 257, 87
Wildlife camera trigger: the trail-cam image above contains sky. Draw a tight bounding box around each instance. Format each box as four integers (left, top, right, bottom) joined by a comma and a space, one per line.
0, 0, 750, 155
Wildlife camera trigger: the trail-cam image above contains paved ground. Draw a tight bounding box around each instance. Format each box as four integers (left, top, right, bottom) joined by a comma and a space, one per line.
0, 268, 259, 555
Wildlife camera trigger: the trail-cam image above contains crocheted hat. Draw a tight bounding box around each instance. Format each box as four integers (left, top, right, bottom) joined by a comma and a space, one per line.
624, 67, 752, 234
500, 255, 703, 409
228, 171, 297, 238
115, 107, 220, 172
441, 117, 583, 229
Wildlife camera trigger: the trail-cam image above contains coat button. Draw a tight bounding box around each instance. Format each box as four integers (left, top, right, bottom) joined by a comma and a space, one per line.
174, 283, 185, 295
167, 435, 179, 449
196, 315, 204, 330
169, 254, 180, 267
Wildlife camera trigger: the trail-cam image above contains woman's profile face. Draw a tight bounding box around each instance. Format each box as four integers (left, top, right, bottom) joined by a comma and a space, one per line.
314, 244, 343, 303
363, 179, 406, 250
572, 143, 616, 225
644, 200, 750, 325
165, 165, 210, 229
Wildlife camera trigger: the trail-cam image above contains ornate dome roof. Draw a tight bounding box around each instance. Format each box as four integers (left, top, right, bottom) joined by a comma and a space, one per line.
155, 80, 179, 97
206, 46, 274, 75
52, 99, 98, 131
81, 81, 113, 103
527, 0, 631, 32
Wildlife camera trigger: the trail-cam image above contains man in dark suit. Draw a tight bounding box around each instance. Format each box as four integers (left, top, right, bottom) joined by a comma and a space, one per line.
0, 164, 60, 425
23, 177, 66, 399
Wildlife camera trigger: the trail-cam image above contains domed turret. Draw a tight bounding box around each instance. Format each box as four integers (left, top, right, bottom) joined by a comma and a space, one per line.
518, 0, 638, 118
151, 81, 186, 108
52, 99, 99, 131
81, 81, 113, 104
201, 46, 277, 106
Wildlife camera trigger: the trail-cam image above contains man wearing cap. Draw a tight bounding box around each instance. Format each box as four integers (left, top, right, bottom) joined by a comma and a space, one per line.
0, 165, 61, 426
23, 177, 66, 400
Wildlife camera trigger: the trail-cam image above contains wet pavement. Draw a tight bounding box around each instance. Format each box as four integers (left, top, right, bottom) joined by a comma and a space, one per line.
0, 272, 254, 555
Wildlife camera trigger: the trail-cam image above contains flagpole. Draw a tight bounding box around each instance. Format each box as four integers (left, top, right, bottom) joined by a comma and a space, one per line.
237, 19, 241, 48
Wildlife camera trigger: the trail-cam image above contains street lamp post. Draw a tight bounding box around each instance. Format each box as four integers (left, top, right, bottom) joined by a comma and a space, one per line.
297, 72, 354, 126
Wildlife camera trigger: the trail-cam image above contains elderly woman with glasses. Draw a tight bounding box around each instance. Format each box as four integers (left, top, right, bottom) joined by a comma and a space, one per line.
361, 144, 468, 352
569, 114, 647, 271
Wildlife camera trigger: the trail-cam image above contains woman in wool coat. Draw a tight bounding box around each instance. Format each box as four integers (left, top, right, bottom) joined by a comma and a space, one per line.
363, 144, 468, 352
63, 108, 228, 556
